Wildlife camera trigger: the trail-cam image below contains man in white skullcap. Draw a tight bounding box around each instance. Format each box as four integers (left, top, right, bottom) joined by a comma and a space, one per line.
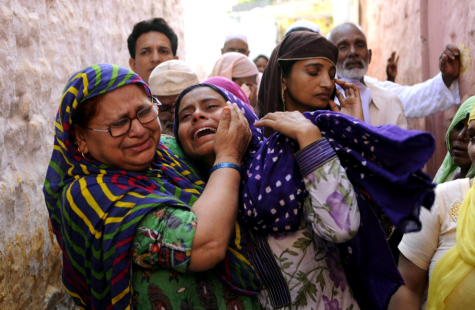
221, 33, 250, 56
284, 20, 321, 36
148, 60, 200, 135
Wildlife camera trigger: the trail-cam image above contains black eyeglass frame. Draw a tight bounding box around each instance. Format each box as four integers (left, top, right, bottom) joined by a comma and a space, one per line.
81, 97, 162, 137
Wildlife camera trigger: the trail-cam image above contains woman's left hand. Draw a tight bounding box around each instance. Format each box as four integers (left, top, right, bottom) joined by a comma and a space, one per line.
329, 79, 364, 121
254, 111, 322, 148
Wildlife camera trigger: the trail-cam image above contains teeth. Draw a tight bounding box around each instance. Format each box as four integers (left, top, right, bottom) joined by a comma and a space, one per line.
193, 127, 217, 140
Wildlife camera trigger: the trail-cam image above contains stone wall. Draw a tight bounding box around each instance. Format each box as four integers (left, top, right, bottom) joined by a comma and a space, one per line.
0, 1, 184, 309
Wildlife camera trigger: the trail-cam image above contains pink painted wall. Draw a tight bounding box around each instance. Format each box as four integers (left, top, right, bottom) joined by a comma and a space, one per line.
356, 0, 475, 176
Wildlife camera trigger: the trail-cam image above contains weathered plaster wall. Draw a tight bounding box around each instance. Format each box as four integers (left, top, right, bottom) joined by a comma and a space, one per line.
360, 0, 423, 86
0, 1, 184, 309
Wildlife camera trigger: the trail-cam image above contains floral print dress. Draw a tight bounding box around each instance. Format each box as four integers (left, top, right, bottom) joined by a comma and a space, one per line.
258, 140, 361, 310
131, 138, 360, 310
131, 207, 260, 310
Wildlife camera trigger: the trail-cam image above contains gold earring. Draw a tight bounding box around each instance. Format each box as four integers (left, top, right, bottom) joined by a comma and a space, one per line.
77, 148, 86, 159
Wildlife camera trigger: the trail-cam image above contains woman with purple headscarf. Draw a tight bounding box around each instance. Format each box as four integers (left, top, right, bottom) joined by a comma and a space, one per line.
169, 80, 362, 310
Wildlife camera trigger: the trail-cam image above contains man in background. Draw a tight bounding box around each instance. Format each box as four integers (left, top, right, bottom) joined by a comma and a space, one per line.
148, 60, 200, 136
291, 20, 461, 119
328, 23, 407, 128
128, 18, 179, 83
221, 33, 250, 56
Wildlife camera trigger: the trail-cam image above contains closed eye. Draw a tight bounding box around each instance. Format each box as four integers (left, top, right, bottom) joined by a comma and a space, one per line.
138, 106, 153, 117
111, 118, 129, 127
207, 104, 220, 110
181, 113, 191, 121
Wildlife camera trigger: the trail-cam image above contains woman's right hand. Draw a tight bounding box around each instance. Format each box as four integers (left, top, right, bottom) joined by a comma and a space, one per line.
255, 111, 322, 148
329, 79, 365, 121
213, 102, 252, 165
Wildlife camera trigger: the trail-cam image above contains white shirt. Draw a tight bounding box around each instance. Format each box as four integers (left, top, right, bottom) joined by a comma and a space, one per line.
335, 79, 408, 129
399, 178, 471, 309
364, 72, 460, 119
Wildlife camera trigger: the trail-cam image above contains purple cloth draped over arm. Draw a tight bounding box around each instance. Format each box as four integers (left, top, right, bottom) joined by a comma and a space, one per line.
304, 110, 436, 310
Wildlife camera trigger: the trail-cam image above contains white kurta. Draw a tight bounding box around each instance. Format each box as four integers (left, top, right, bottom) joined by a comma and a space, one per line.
364, 72, 460, 119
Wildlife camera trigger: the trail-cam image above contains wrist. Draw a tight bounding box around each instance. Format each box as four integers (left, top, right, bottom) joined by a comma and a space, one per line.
209, 162, 243, 176
442, 74, 456, 88
214, 155, 241, 166
296, 125, 322, 149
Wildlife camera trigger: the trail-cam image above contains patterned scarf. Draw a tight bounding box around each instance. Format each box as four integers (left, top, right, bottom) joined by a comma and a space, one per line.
43, 64, 260, 310
434, 95, 475, 184
303, 111, 436, 309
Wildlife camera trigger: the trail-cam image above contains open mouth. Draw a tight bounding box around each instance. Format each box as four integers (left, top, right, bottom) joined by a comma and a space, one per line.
193, 127, 217, 141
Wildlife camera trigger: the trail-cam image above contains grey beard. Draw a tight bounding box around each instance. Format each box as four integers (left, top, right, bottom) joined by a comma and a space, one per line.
336, 62, 369, 79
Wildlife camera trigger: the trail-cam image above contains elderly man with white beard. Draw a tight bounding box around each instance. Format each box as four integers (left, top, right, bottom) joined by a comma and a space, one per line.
327, 22, 461, 120
328, 23, 408, 128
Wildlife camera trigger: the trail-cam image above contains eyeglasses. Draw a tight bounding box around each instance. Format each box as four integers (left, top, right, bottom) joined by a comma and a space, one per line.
81, 97, 161, 137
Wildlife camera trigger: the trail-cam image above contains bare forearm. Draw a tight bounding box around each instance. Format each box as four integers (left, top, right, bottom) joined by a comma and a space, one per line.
188, 167, 241, 271
388, 285, 423, 310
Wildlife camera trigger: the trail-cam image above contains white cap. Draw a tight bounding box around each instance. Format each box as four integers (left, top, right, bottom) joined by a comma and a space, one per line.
285, 20, 321, 36
224, 33, 248, 45
148, 60, 200, 96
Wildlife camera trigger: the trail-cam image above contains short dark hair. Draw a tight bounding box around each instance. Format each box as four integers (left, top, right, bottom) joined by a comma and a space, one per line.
127, 18, 178, 59
253, 55, 269, 63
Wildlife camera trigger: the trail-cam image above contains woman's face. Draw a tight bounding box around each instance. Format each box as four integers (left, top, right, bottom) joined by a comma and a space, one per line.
75, 84, 161, 171
467, 119, 475, 165
282, 58, 336, 113
449, 117, 471, 169
255, 57, 268, 73
177, 87, 227, 166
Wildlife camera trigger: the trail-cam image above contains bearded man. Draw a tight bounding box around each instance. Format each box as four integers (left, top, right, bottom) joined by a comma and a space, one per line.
329, 23, 407, 128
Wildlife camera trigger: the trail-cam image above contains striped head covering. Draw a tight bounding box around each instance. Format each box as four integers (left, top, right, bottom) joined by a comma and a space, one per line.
43, 64, 260, 310
434, 96, 475, 183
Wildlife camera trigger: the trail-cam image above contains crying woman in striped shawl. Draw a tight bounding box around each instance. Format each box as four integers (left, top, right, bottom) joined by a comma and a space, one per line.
43, 63, 261, 310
